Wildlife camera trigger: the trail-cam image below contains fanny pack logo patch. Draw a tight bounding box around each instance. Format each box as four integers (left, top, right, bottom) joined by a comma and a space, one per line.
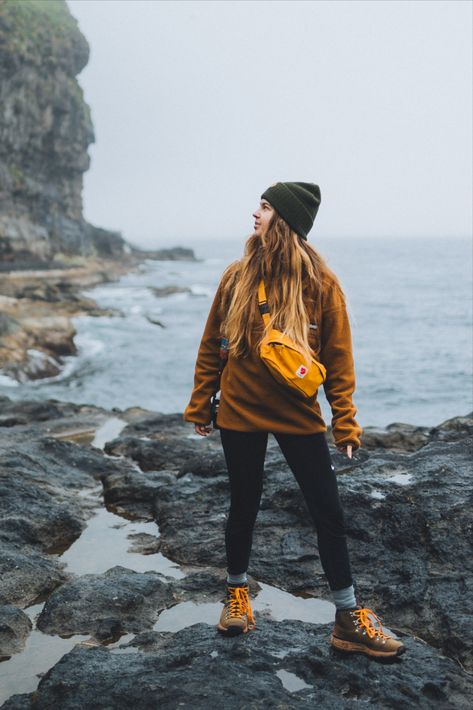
296, 365, 308, 378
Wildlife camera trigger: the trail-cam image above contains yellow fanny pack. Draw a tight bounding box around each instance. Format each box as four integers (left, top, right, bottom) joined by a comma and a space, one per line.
258, 279, 327, 400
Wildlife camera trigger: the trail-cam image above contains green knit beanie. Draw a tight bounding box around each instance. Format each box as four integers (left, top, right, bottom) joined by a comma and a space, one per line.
260, 182, 321, 240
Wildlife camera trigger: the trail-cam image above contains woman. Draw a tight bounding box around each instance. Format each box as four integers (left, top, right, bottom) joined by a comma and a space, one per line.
183, 181, 406, 658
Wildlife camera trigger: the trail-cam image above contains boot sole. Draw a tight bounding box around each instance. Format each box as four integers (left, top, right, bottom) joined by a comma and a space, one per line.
331, 634, 406, 658
217, 623, 248, 636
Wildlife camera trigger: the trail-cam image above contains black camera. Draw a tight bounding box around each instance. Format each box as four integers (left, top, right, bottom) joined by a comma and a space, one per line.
210, 392, 220, 429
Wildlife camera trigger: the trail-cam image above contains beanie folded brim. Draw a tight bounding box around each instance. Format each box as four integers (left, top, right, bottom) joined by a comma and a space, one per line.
260, 182, 321, 240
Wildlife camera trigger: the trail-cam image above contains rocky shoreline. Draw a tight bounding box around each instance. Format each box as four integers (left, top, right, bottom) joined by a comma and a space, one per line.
0, 396, 471, 708
0, 248, 196, 383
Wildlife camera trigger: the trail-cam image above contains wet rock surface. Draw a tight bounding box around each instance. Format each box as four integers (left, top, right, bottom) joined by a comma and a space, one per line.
0, 605, 32, 660
3, 621, 473, 710
355, 412, 473, 452
36, 567, 229, 639
103, 412, 226, 475
0, 399, 144, 607
1, 397, 472, 707
102, 410, 473, 672
0, 258, 140, 381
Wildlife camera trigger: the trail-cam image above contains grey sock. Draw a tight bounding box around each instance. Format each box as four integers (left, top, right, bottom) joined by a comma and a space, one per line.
227, 571, 248, 584
331, 584, 357, 610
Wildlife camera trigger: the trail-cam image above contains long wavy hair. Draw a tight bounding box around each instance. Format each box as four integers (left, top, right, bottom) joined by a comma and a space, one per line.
219, 211, 342, 364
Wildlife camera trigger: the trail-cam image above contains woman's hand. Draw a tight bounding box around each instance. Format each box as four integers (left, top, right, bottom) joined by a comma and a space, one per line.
195, 423, 212, 437
336, 444, 353, 459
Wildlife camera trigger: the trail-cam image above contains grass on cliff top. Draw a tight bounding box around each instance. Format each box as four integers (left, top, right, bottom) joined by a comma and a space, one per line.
0, 0, 82, 61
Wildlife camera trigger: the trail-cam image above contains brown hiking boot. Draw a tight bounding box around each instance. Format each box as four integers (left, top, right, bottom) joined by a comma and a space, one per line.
216, 583, 256, 636
331, 606, 406, 658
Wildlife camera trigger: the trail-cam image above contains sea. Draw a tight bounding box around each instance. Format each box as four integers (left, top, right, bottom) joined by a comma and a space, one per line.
0, 236, 471, 430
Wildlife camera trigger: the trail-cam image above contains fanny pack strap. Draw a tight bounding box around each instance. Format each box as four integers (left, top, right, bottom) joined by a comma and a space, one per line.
257, 279, 271, 328
258, 278, 319, 337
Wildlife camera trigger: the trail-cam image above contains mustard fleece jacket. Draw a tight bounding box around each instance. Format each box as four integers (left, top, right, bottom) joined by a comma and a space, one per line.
183, 272, 363, 449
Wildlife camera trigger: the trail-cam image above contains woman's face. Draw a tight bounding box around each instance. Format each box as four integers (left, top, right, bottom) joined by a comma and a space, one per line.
253, 199, 275, 237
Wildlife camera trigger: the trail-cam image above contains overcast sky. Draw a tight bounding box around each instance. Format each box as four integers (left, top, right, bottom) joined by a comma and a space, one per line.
67, 0, 472, 248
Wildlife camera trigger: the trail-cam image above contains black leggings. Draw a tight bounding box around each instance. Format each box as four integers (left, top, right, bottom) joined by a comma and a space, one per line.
219, 427, 354, 591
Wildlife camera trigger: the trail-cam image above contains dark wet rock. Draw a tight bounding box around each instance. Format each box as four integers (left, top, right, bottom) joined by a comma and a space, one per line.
131, 246, 197, 262
0, 436, 91, 606
104, 414, 226, 476
0, 395, 138, 436
355, 412, 473, 452
0, 396, 77, 426
428, 412, 473, 443
0, 544, 67, 609
4, 620, 472, 709
36, 566, 175, 637
102, 468, 176, 518
0, 474, 84, 550
149, 285, 192, 297
103, 413, 473, 671
356, 421, 431, 451
36, 566, 227, 638
0, 605, 32, 659
144, 315, 165, 327
0, 398, 472, 706
0, 693, 31, 709
0, 420, 139, 607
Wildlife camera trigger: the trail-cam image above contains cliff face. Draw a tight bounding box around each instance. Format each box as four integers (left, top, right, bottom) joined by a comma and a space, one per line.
0, 0, 126, 262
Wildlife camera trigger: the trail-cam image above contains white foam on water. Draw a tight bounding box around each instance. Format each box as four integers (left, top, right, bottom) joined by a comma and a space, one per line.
75, 331, 106, 357
0, 373, 19, 387
189, 284, 213, 297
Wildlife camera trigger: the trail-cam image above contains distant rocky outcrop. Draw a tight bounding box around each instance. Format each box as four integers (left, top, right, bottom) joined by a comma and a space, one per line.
0, 0, 129, 262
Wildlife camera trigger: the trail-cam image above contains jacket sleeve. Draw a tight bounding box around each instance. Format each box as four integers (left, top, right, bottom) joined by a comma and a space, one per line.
183, 282, 223, 425
318, 281, 363, 450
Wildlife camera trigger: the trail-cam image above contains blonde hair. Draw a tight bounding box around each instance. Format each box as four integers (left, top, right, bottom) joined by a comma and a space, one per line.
218, 211, 342, 364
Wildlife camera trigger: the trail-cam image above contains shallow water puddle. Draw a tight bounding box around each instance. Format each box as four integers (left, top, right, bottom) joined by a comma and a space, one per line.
60, 505, 184, 578
386, 472, 413, 485
154, 581, 335, 633
276, 669, 313, 693
0, 416, 184, 704
252, 582, 335, 624
51, 415, 126, 448
155, 600, 223, 632
0, 622, 91, 704
107, 633, 138, 654
91, 416, 127, 448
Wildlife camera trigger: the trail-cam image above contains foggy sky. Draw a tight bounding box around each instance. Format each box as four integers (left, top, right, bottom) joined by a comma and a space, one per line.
67, 0, 472, 248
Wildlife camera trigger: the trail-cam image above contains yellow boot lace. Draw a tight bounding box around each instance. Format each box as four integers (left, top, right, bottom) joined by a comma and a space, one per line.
352, 607, 391, 640
226, 586, 256, 629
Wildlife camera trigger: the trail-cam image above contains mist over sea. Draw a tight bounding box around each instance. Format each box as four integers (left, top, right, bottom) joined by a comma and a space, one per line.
1, 236, 471, 429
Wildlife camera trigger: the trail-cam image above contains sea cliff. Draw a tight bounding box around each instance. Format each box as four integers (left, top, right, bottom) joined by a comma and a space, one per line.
0, 0, 196, 381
